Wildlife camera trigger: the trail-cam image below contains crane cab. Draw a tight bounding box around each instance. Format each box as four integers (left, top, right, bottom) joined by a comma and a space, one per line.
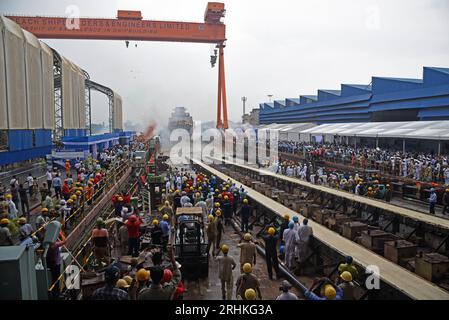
204, 2, 225, 24
117, 10, 143, 20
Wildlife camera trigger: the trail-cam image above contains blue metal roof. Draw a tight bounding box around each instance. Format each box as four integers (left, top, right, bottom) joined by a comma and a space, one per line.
259, 66, 449, 124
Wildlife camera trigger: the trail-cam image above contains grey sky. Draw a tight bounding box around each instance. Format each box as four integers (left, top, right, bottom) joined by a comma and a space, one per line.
1, 0, 448, 129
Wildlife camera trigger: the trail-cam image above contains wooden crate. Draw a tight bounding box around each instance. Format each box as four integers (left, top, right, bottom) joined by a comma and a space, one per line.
313, 210, 331, 225
360, 230, 398, 252
384, 240, 418, 266
342, 222, 368, 240
415, 252, 449, 282
327, 214, 352, 233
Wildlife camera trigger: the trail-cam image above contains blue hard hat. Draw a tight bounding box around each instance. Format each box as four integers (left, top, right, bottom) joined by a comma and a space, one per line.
288, 221, 294, 229
105, 266, 120, 281
292, 216, 299, 222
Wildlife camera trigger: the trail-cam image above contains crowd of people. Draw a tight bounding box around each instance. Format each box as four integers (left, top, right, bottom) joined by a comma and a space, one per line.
278, 141, 449, 185
268, 144, 449, 215
0, 144, 130, 247
87, 166, 357, 301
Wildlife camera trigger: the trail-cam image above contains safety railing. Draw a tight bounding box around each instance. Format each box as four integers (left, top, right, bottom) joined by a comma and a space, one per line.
32, 160, 130, 238
47, 179, 139, 296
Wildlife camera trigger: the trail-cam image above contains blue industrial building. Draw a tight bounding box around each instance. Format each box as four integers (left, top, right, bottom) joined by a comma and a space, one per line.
259, 67, 449, 124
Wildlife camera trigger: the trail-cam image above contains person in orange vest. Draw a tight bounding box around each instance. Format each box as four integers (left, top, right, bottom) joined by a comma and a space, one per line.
61, 180, 71, 200
65, 160, 71, 178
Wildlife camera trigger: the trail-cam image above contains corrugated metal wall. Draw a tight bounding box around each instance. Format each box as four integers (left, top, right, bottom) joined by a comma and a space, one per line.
0, 19, 7, 129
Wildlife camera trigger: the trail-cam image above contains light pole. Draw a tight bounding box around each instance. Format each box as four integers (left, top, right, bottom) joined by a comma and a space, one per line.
241, 96, 247, 116
267, 94, 273, 102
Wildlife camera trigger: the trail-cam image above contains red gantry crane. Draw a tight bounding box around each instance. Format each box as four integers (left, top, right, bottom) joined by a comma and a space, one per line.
7, 2, 229, 129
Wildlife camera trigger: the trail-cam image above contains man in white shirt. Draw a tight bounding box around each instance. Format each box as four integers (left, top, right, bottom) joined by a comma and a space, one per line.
296, 218, 313, 263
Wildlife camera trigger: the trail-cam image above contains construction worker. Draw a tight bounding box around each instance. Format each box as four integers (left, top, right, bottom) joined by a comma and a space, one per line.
215, 210, 224, 250
283, 221, 296, 270
115, 196, 124, 217
261, 226, 281, 280
305, 282, 343, 300
235, 263, 262, 300
338, 271, 355, 300
116, 278, 130, 294
65, 160, 71, 178
150, 219, 163, 246
91, 218, 110, 266
18, 217, 33, 242
366, 187, 375, 198
118, 221, 129, 256
215, 244, 236, 300
279, 214, 290, 242
130, 268, 150, 300
244, 288, 256, 300
239, 198, 252, 233
385, 184, 392, 202
237, 233, 256, 272
338, 256, 359, 279
443, 189, 449, 215
126, 215, 142, 257
296, 218, 313, 264
206, 214, 217, 257
92, 266, 129, 300
276, 280, 299, 300
222, 195, 232, 226
138, 246, 182, 300
160, 201, 174, 219
160, 214, 170, 250
0, 218, 13, 246
429, 188, 437, 214
46, 233, 67, 299
5, 194, 18, 220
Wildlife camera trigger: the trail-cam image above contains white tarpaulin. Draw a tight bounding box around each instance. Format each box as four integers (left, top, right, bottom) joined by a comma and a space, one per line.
78, 73, 86, 128
23, 29, 43, 129
41, 42, 54, 129
61, 56, 74, 129
113, 92, 123, 130
2, 16, 27, 129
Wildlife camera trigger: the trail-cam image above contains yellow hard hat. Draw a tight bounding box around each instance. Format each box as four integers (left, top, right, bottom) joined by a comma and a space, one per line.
222, 187, 227, 191
42, 207, 49, 212
268, 227, 276, 236
242, 263, 252, 274
169, 189, 173, 193
198, 186, 202, 191
214, 189, 219, 192
208, 215, 215, 221
67, 199, 74, 204
324, 284, 337, 300
218, 194, 222, 198
136, 268, 150, 282
123, 275, 133, 285
6, 194, 12, 199
243, 199, 248, 204
75, 191, 81, 196
162, 189, 165, 192
18, 217, 27, 224
340, 271, 353, 282
116, 279, 129, 289
368, 187, 373, 191
0, 218, 9, 225
164, 201, 170, 206
190, 186, 194, 191
118, 197, 124, 201
71, 195, 77, 200
152, 219, 159, 226
214, 202, 220, 207
162, 214, 169, 221
224, 195, 229, 200
284, 214, 290, 220
245, 288, 256, 300
446, 189, 449, 193
221, 244, 229, 254
215, 210, 222, 216
244, 233, 252, 241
